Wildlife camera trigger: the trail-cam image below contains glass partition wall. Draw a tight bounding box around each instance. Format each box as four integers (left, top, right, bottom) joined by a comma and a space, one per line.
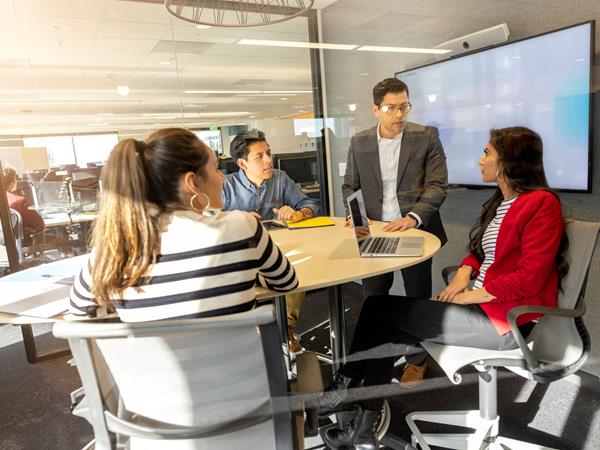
0, 2, 328, 278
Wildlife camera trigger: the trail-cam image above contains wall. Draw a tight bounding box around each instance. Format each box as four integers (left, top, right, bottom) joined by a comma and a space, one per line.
321, 2, 600, 375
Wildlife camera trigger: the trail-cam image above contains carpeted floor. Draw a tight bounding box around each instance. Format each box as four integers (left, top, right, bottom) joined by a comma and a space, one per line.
1, 283, 599, 449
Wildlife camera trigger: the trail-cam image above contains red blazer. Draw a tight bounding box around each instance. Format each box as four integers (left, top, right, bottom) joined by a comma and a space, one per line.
6, 191, 45, 241
461, 190, 563, 335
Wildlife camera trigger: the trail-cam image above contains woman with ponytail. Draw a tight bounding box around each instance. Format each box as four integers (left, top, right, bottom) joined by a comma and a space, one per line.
321, 127, 569, 450
69, 128, 298, 321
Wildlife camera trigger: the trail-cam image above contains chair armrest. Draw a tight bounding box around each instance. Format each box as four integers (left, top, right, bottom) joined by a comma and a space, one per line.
441, 265, 461, 286
506, 296, 586, 372
104, 402, 272, 440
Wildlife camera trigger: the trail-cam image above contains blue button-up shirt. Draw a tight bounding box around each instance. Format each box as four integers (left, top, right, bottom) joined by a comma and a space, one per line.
222, 169, 319, 220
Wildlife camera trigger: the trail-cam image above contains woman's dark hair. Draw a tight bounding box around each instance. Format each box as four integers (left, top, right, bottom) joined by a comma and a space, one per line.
91, 127, 212, 307
468, 126, 569, 287
2, 167, 17, 189
372, 78, 409, 105
230, 129, 267, 161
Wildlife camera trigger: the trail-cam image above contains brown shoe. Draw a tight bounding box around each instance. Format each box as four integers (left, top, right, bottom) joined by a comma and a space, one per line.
399, 361, 427, 388
287, 328, 304, 355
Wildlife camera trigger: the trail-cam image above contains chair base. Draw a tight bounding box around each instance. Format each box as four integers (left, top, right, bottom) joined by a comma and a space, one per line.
406, 409, 556, 450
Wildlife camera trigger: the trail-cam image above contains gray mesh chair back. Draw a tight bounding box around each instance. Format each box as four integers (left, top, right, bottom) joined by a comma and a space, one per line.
53, 305, 293, 450
515, 219, 599, 380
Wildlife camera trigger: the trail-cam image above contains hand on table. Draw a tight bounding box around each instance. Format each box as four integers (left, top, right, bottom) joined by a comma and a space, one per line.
382, 216, 417, 232
273, 206, 304, 223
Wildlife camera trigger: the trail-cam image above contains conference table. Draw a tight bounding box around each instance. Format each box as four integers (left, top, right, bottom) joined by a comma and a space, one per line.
264, 217, 441, 370
0, 217, 441, 368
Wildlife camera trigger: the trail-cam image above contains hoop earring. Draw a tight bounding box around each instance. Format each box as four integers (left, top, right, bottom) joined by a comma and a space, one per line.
190, 192, 210, 212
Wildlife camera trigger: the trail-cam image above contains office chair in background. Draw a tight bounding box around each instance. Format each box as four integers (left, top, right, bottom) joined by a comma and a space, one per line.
0, 208, 25, 271
406, 219, 600, 450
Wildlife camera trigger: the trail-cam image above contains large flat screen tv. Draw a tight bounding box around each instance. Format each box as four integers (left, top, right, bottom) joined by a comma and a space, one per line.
396, 21, 593, 192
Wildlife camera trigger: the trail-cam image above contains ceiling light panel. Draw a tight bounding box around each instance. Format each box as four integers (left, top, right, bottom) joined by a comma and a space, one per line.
238, 39, 357, 51
356, 45, 451, 54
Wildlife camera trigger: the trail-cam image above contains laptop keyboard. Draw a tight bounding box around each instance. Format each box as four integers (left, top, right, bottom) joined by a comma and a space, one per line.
365, 237, 400, 254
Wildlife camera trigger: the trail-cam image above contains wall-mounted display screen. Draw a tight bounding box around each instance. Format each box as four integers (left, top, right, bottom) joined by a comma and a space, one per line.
396, 21, 593, 191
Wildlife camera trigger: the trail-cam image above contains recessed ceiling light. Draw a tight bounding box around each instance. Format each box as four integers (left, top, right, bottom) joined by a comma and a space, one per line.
356, 45, 451, 55
280, 97, 288, 100
348, 104, 357, 112
142, 113, 178, 117
183, 89, 311, 94
238, 39, 357, 51
117, 86, 129, 96
195, 24, 212, 30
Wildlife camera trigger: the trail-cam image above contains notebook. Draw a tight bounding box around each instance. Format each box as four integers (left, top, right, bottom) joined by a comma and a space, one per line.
285, 217, 336, 229
347, 190, 424, 257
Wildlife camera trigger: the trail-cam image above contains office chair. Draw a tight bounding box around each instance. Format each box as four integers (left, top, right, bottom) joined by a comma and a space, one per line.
406, 219, 599, 450
53, 305, 317, 450
0, 208, 24, 269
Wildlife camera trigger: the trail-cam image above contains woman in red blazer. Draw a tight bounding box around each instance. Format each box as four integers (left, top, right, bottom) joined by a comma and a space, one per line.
322, 127, 569, 450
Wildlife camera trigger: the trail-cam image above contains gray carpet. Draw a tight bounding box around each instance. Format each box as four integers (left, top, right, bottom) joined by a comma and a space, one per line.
1, 284, 599, 449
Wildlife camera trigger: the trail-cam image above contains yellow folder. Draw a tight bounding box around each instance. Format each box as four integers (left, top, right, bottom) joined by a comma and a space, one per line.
286, 216, 336, 229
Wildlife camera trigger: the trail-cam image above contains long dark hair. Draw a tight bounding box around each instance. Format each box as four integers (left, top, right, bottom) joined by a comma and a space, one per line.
91, 128, 212, 306
468, 127, 569, 287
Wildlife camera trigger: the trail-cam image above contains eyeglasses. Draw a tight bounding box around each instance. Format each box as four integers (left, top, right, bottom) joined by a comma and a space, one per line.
379, 103, 412, 115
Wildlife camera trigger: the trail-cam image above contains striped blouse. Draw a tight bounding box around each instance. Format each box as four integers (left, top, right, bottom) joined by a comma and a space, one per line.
473, 196, 518, 290
69, 209, 298, 322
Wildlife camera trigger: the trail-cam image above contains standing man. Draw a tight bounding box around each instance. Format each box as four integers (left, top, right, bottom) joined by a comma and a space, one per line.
222, 129, 319, 354
342, 78, 448, 384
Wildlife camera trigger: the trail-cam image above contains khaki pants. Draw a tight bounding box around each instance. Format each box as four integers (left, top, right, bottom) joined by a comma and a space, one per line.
285, 291, 306, 329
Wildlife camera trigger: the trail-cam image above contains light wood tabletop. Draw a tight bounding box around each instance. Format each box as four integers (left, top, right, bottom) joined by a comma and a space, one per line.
257, 216, 441, 298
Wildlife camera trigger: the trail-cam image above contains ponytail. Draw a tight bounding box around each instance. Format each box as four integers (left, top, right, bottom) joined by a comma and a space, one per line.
90, 139, 159, 307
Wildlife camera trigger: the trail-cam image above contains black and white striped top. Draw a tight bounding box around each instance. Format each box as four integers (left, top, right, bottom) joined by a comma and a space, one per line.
473, 196, 518, 290
69, 210, 298, 322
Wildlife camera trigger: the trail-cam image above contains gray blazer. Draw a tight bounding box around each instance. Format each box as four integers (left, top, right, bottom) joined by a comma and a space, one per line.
342, 122, 448, 245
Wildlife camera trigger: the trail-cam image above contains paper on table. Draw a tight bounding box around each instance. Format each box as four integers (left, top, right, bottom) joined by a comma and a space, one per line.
286, 217, 336, 229
0, 281, 71, 319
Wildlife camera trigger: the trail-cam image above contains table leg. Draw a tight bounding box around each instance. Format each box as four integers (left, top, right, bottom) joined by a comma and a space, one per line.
274, 295, 292, 375
21, 324, 70, 364
327, 285, 347, 372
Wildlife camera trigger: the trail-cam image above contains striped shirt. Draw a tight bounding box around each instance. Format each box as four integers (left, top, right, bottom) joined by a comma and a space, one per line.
473, 196, 518, 290
69, 210, 298, 322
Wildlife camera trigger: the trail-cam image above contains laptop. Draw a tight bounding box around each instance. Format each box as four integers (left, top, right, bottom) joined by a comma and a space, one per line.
347, 190, 424, 257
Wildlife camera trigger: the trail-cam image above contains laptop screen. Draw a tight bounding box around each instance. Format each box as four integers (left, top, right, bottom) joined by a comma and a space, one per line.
347, 190, 371, 243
